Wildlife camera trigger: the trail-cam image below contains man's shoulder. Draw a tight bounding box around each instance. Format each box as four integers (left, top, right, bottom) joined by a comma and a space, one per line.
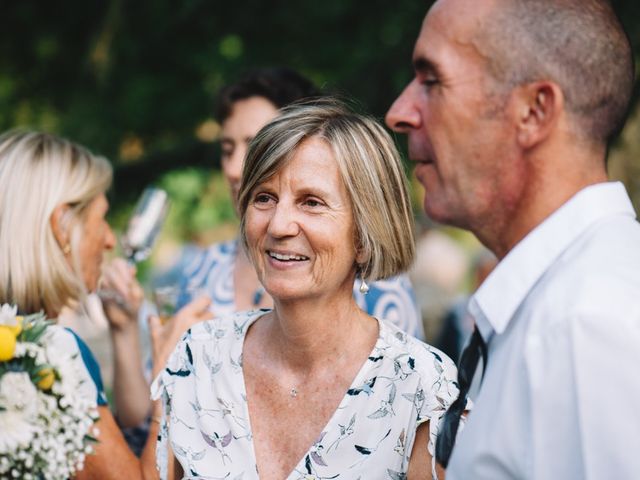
534, 214, 640, 317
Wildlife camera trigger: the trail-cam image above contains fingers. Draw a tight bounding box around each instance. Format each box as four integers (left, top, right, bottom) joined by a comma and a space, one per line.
102, 258, 138, 294
100, 258, 144, 317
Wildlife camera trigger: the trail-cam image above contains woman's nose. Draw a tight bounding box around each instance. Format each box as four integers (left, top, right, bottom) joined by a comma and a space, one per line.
104, 224, 116, 251
385, 80, 423, 133
266, 202, 299, 238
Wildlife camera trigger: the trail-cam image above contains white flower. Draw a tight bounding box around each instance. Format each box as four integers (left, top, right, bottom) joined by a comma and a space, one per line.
0, 372, 40, 454
0, 372, 38, 414
0, 303, 18, 327
0, 409, 37, 453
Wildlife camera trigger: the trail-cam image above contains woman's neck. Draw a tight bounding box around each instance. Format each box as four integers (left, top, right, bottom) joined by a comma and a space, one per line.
259, 293, 378, 373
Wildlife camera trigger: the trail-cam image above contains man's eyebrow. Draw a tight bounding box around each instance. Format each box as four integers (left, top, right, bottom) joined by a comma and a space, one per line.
413, 56, 440, 76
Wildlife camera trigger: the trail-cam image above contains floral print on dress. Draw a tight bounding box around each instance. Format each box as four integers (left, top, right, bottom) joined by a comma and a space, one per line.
151, 310, 459, 480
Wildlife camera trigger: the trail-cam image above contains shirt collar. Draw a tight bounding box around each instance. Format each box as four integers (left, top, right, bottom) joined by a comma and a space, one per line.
469, 182, 636, 340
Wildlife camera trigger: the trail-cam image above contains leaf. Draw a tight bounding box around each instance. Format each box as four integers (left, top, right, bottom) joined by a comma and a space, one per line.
408, 357, 415, 370
166, 367, 191, 377
221, 431, 233, 447
192, 449, 206, 461
200, 431, 216, 448
387, 469, 407, 480
388, 383, 397, 404
368, 355, 384, 362
310, 451, 328, 466
173, 444, 188, 457
434, 361, 443, 374
368, 408, 389, 419
186, 343, 194, 366
355, 445, 372, 455
430, 350, 443, 363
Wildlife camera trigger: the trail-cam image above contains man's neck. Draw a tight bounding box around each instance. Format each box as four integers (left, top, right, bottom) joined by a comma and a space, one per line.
479, 143, 608, 259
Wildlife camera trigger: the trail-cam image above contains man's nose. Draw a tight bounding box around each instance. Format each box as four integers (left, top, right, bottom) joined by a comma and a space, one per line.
226, 150, 245, 183
385, 80, 422, 133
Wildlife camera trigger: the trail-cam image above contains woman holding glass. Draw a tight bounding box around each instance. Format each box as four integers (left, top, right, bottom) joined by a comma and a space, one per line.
152, 100, 459, 479
0, 130, 209, 479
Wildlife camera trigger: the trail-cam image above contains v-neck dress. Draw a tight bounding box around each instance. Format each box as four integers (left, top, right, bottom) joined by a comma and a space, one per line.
151, 310, 459, 480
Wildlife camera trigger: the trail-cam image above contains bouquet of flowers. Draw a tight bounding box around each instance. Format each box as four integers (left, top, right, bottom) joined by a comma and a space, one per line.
0, 304, 99, 480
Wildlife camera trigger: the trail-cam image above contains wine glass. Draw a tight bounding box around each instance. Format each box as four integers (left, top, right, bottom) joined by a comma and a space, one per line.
97, 187, 170, 309
120, 187, 170, 264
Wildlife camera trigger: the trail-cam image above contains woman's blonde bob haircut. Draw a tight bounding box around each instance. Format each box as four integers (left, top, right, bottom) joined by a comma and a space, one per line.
0, 130, 112, 315
238, 98, 415, 282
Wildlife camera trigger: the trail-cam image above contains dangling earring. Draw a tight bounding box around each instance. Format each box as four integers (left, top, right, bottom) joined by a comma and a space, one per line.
62, 244, 71, 255
359, 271, 370, 295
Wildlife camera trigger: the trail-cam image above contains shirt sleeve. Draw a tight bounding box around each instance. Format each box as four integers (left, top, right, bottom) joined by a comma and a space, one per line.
416, 345, 462, 480
150, 330, 194, 480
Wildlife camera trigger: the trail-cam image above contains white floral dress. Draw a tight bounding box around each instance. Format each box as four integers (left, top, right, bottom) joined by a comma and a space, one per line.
151, 310, 459, 479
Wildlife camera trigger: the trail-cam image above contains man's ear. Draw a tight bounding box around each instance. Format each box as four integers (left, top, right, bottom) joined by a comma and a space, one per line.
514, 81, 564, 149
50, 203, 71, 249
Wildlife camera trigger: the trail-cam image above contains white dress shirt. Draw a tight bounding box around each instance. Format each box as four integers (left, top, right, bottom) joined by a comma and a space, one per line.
448, 182, 640, 479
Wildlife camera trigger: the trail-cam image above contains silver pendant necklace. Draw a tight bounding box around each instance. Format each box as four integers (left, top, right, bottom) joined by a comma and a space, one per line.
290, 387, 298, 398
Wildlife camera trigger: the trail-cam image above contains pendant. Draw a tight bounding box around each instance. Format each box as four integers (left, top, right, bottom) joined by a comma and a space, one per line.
290, 388, 298, 398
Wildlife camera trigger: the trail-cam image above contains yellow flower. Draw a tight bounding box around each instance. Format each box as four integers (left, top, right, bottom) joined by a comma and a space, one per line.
0, 326, 16, 361
36, 367, 55, 391
5, 315, 23, 337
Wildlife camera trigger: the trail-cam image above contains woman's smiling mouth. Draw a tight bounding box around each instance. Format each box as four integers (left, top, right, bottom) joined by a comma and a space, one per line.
267, 250, 310, 262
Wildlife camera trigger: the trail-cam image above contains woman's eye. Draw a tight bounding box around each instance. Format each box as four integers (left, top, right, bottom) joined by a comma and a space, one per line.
254, 193, 272, 204
304, 198, 323, 208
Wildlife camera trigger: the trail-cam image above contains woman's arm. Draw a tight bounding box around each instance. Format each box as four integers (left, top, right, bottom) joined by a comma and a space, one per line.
101, 258, 151, 427
407, 421, 445, 480
75, 404, 160, 480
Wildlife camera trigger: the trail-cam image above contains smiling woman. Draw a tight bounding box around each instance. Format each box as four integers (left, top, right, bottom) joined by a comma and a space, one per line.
152, 99, 461, 480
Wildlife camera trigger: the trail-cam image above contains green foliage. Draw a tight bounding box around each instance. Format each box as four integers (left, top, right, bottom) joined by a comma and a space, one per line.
1, 0, 639, 242
159, 168, 236, 241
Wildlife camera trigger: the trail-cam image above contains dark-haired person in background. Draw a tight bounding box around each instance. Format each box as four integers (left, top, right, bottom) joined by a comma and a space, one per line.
386, 0, 640, 477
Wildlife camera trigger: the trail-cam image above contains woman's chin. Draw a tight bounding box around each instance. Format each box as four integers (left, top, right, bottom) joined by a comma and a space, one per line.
265, 283, 311, 303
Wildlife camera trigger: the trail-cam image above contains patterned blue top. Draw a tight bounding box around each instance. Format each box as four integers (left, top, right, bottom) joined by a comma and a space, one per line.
151, 310, 459, 479
177, 239, 424, 340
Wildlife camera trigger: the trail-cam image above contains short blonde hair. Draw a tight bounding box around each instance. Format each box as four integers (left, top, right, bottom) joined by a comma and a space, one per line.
238, 99, 415, 281
0, 131, 112, 315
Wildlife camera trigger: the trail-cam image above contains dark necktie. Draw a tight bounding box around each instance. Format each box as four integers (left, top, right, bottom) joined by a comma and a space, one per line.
435, 325, 488, 469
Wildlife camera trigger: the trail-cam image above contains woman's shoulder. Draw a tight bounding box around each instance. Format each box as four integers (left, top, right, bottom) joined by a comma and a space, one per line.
377, 318, 458, 386
161, 310, 267, 369
151, 309, 266, 402
188, 309, 268, 341
43, 325, 108, 405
